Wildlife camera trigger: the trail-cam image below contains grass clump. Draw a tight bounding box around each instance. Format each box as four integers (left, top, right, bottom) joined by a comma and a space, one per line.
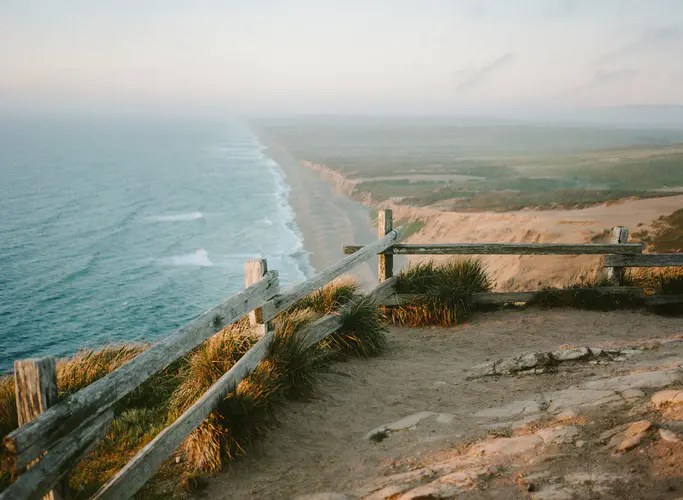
327, 295, 387, 358
288, 277, 359, 315
387, 259, 491, 326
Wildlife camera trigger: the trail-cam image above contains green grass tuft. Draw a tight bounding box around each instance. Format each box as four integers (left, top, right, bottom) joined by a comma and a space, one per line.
388, 259, 491, 326
327, 295, 388, 357
288, 277, 359, 315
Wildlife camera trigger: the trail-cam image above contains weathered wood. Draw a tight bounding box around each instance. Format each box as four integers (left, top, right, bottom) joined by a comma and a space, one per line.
14, 358, 59, 428
0, 410, 112, 500
343, 242, 643, 256
92, 334, 274, 500
92, 277, 397, 500
13, 357, 65, 500
380, 287, 645, 306
605, 227, 629, 285
2, 271, 280, 472
261, 227, 404, 322
245, 259, 274, 337
378, 210, 393, 283
645, 294, 683, 306
604, 254, 683, 268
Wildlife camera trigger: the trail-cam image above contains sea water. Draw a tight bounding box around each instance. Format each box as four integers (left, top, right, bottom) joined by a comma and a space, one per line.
0, 115, 312, 371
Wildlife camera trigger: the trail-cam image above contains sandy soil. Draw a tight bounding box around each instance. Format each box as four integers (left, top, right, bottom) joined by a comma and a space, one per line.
195, 308, 683, 499
387, 194, 683, 290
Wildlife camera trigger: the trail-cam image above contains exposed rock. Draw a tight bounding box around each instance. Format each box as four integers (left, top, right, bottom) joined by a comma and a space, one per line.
589, 347, 603, 357
295, 494, 354, 500
651, 389, 683, 407
466, 362, 496, 379
536, 426, 581, 445
546, 388, 621, 412
531, 484, 575, 500
495, 352, 553, 375
564, 471, 623, 484
551, 347, 590, 362
612, 420, 652, 452
365, 412, 436, 439
583, 370, 681, 391
620, 389, 646, 401
616, 434, 643, 452
435, 413, 455, 424
555, 408, 578, 421
625, 420, 652, 437
599, 423, 629, 443
659, 428, 680, 442
475, 399, 541, 419
397, 482, 460, 499
470, 434, 542, 457
439, 465, 496, 487
356, 469, 436, 498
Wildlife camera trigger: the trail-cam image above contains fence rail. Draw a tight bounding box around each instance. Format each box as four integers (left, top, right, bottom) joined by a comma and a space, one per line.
343, 242, 644, 255
2, 208, 681, 500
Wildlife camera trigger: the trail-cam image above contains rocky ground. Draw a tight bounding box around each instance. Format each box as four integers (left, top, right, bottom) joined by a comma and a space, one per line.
197, 309, 683, 500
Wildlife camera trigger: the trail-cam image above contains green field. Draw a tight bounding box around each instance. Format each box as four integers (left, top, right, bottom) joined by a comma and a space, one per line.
258, 117, 683, 211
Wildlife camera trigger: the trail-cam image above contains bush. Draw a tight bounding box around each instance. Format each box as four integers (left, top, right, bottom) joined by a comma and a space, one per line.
327, 295, 387, 357
387, 259, 491, 326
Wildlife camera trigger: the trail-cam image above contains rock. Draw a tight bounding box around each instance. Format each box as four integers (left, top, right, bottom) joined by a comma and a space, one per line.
295, 494, 354, 500
589, 347, 603, 357
435, 413, 455, 424
397, 482, 459, 500
651, 389, 683, 407
620, 389, 645, 400
599, 423, 629, 443
583, 370, 681, 392
365, 412, 436, 439
356, 468, 436, 497
625, 420, 652, 438
531, 484, 574, 500
495, 352, 553, 374
616, 435, 643, 452
470, 434, 542, 457
475, 399, 542, 419
546, 388, 622, 412
555, 408, 578, 421
439, 465, 496, 487
536, 426, 580, 445
466, 362, 496, 379
551, 347, 590, 362
575, 440, 586, 448
659, 428, 680, 442
564, 472, 622, 484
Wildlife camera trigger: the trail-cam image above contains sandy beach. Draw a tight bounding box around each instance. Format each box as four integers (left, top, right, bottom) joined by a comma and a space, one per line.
252, 125, 377, 285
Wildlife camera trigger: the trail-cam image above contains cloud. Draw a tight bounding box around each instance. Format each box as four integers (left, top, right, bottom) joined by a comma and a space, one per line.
597, 26, 683, 64
591, 68, 638, 84
455, 53, 515, 92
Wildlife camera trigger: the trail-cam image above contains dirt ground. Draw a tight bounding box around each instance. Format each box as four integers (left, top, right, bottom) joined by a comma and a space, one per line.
190, 308, 683, 499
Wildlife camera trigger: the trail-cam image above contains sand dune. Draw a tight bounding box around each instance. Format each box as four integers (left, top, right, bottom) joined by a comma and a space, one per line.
385, 195, 683, 290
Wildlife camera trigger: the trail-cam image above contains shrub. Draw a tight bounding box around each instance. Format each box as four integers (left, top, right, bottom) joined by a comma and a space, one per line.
387, 259, 491, 326
288, 277, 358, 315
327, 295, 388, 358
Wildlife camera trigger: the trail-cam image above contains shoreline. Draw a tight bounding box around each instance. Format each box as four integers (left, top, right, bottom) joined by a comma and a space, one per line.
251, 124, 378, 286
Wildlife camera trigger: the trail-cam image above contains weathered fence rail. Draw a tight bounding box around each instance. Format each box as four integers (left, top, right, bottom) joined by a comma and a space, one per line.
0, 222, 404, 500
343, 242, 644, 255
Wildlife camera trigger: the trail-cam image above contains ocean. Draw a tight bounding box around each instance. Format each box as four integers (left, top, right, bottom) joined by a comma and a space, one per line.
0, 116, 313, 371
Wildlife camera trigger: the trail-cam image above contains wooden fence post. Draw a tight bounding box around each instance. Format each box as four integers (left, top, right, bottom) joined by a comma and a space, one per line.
606, 226, 629, 285
378, 209, 394, 283
245, 259, 272, 336
14, 356, 67, 500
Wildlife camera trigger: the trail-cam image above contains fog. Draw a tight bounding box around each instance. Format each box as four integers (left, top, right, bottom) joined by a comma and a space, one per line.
1, 0, 682, 118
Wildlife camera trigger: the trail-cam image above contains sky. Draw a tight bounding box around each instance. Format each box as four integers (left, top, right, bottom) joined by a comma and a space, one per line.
1, 0, 683, 115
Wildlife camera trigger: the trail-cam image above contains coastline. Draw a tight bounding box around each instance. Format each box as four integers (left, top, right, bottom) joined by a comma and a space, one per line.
251, 124, 378, 286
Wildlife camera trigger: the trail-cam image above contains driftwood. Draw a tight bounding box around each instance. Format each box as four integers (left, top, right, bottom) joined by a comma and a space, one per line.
343, 242, 643, 256
261, 227, 404, 322
2, 271, 280, 471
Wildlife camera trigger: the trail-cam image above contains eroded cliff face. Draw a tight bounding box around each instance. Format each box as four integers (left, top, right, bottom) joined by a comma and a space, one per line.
300, 158, 683, 291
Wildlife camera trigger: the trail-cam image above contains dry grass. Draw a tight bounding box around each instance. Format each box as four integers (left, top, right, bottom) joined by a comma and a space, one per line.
1, 277, 392, 495
386, 259, 491, 326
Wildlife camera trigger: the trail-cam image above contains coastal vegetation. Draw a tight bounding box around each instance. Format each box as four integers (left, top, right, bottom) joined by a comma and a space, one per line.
0, 280, 386, 498
258, 118, 683, 212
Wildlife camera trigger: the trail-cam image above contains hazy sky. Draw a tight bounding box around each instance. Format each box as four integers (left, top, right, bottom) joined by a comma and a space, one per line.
2, 0, 683, 114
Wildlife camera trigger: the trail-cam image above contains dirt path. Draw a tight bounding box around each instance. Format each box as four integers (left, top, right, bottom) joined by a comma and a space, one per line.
195, 308, 683, 499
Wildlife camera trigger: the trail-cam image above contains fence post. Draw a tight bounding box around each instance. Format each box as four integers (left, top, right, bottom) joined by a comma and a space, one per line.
14, 356, 67, 500
606, 226, 629, 285
245, 259, 272, 336
378, 209, 393, 283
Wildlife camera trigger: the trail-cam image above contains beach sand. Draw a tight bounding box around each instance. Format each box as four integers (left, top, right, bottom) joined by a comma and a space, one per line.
253, 126, 377, 286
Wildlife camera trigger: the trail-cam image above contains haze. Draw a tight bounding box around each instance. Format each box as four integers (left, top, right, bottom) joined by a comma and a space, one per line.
1, 0, 683, 116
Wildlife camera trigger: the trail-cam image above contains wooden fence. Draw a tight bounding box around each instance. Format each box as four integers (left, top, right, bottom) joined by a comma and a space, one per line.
2, 208, 682, 499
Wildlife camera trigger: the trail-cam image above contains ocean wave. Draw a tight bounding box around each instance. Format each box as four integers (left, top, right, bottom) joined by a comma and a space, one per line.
167, 249, 213, 267
147, 212, 204, 222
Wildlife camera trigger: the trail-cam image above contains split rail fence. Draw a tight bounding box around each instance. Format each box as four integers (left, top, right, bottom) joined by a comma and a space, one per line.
2, 209, 682, 499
